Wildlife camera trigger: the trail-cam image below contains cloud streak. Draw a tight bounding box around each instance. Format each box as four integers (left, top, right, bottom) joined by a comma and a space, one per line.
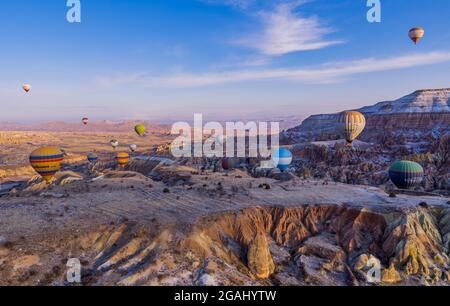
96, 51, 450, 88
235, 1, 342, 56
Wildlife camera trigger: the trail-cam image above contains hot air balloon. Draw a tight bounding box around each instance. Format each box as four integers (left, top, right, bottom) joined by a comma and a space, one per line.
134, 124, 146, 137
129, 144, 137, 152
116, 152, 130, 168
82, 117, 89, 125
222, 157, 234, 170
389, 161, 424, 190
87, 153, 98, 163
409, 27, 425, 44
272, 148, 292, 171
23, 84, 31, 93
110, 140, 119, 150
338, 111, 366, 147
29, 147, 64, 183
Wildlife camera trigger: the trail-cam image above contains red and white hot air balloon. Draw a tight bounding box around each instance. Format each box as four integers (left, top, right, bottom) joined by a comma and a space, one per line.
82, 117, 89, 125
23, 84, 31, 93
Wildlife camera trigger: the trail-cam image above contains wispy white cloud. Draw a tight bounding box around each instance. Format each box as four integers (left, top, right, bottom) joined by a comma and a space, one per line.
96, 51, 450, 88
234, 0, 342, 56
201, 0, 341, 57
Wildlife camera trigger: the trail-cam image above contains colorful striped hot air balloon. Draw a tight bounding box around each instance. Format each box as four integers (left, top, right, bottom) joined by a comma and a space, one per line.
82, 117, 89, 125
23, 84, 31, 93
116, 152, 130, 168
134, 124, 146, 137
272, 148, 293, 171
87, 153, 98, 163
222, 157, 234, 170
389, 161, 424, 190
338, 111, 366, 147
409, 27, 425, 44
29, 147, 64, 183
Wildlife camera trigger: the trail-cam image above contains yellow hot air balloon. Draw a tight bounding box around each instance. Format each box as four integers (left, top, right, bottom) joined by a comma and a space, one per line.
338, 111, 366, 147
23, 84, 31, 93
116, 152, 130, 168
409, 27, 425, 44
29, 147, 64, 183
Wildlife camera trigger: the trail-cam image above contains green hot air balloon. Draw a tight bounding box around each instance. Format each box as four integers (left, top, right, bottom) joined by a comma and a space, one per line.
388, 161, 424, 190
135, 124, 146, 137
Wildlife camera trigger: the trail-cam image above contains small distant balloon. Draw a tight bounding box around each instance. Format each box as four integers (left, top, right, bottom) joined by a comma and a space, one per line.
116, 152, 130, 168
389, 161, 424, 189
222, 157, 234, 170
87, 153, 98, 163
134, 124, 146, 137
272, 148, 293, 171
110, 140, 119, 150
82, 117, 89, 125
23, 84, 31, 93
338, 111, 366, 147
29, 147, 64, 184
129, 144, 137, 152
409, 27, 425, 45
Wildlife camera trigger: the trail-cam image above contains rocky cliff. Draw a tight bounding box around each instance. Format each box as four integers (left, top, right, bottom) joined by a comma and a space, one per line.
285, 88, 450, 141
0, 168, 449, 286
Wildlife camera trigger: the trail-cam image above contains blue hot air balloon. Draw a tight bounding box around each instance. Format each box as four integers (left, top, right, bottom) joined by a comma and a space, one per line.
272, 148, 293, 171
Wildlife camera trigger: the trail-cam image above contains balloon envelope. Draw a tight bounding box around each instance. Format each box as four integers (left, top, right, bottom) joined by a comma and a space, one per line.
129, 144, 137, 152
29, 147, 64, 183
110, 140, 119, 149
222, 157, 234, 170
82, 118, 89, 125
116, 152, 130, 167
389, 161, 423, 189
338, 111, 366, 146
87, 153, 98, 163
135, 124, 146, 137
23, 84, 31, 93
409, 27, 425, 44
272, 148, 293, 171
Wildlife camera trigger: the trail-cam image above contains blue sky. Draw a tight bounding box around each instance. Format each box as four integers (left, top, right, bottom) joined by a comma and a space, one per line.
1, 0, 450, 122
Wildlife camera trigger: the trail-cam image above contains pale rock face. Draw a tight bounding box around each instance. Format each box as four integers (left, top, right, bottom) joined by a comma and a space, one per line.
247, 233, 275, 279
360, 89, 450, 115
285, 88, 450, 140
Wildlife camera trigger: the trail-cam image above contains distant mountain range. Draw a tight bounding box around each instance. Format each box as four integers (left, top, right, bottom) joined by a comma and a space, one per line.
285, 88, 450, 141
0, 120, 170, 134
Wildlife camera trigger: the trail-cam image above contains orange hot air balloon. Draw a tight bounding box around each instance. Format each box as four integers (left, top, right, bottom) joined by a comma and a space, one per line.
23, 84, 31, 93
409, 27, 425, 44
116, 152, 130, 168
29, 147, 64, 183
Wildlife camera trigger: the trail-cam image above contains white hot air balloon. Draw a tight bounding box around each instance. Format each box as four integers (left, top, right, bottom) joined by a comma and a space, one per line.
129, 144, 137, 152
23, 84, 31, 93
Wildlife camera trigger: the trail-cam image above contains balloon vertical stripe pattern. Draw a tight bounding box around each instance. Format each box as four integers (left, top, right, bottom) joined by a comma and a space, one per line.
338, 111, 366, 146
388, 161, 424, 189
29, 147, 64, 183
